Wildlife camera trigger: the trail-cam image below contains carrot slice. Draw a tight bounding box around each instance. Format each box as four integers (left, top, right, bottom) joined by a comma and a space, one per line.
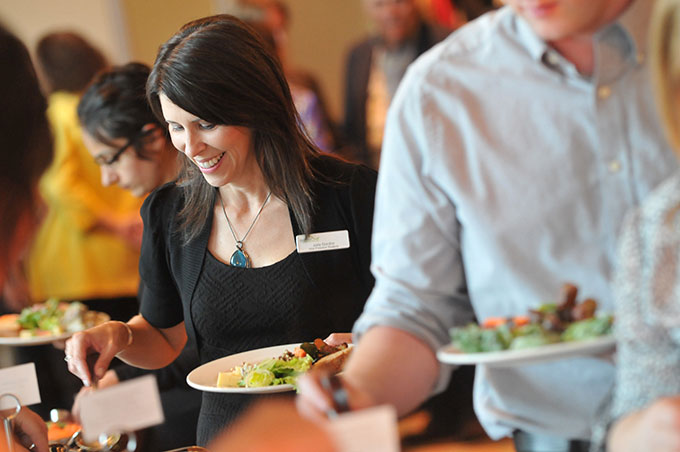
482, 317, 507, 329
512, 315, 530, 326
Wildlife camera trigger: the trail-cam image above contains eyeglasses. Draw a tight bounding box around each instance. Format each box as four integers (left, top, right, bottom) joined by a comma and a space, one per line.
99, 137, 135, 166
96, 129, 155, 166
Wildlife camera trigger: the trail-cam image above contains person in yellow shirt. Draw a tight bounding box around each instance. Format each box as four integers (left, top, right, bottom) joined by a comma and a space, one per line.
25, 32, 142, 317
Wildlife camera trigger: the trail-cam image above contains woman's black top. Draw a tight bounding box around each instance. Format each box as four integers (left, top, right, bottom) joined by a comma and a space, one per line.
138, 155, 377, 445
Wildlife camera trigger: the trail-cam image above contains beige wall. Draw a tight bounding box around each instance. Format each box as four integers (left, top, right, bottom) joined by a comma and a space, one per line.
284, 1, 372, 120
121, 0, 213, 66
0, 0, 131, 64
0, 0, 373, 121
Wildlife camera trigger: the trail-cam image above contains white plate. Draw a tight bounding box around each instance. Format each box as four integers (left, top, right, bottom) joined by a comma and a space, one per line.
186, 343, 301, 394
0, 331, 73, 346
0, 311, 110, 347
437, 335, 616, 367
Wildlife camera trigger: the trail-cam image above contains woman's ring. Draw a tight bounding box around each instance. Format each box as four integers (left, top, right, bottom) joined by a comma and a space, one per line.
64, 355, 71, 362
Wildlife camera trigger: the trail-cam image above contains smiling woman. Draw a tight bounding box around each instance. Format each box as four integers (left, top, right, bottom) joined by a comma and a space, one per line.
65, 14, 378, 446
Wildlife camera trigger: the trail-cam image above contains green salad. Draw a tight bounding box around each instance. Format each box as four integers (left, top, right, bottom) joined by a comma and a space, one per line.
237, 355, 313, 388
450, 284, 614, 353
16, 298, 109, 337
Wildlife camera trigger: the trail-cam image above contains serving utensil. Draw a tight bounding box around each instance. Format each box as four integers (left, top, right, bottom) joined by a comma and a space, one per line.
0, 393, 21, 452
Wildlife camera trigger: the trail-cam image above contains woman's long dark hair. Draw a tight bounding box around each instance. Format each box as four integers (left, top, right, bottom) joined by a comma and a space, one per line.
147, 14, 320, 243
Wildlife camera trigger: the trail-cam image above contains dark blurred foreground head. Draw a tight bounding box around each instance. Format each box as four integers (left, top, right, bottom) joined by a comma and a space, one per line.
0, 24, 53, 286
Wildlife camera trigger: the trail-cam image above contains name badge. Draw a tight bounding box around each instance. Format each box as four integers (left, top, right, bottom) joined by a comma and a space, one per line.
296, 230, 350, 253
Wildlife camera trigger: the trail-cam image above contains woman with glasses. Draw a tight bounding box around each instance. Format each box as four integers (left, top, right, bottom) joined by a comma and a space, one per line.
77, 62, 181, 198
65, 15, 377, 445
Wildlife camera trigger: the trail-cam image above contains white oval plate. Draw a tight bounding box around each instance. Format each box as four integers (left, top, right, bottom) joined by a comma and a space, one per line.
186, 343, 301, 394
0, 331, 73, 346
437, 335, 616, 367
0, 311, 110, 347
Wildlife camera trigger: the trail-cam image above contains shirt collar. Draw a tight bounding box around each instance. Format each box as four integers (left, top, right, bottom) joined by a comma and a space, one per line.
512, 0, 651, 72
612, 0, 652, 64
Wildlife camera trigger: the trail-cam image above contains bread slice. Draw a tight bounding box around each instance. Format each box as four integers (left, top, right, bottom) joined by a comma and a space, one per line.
312, 345, 352, 375
0, 314, 20, 337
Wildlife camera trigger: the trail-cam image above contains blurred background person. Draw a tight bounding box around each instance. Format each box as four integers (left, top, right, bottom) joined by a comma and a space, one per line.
256, 1, 339, 153
343, 0, 450, 169
65, 14, 377, 446
595, 1, 680, 451
248, 17, 337, 153
73, 61, 200, 451
27, 31, 142, 320
11, 31, 143, 418
0, 21, 53, 452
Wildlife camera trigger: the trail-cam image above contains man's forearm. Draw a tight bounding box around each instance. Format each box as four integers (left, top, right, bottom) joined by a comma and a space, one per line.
344, 326, 440, 416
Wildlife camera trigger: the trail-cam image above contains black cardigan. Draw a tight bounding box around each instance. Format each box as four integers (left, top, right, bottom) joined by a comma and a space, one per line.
138, 155, 377, 362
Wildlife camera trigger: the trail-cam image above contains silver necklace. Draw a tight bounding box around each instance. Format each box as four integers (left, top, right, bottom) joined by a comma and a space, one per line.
218, 190, 272, 268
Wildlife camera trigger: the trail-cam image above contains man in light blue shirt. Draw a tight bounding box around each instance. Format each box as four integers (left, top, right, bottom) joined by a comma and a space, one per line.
298, 0, 677, 450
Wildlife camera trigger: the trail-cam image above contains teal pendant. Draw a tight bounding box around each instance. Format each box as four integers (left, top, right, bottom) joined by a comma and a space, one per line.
230, 244, 250, 268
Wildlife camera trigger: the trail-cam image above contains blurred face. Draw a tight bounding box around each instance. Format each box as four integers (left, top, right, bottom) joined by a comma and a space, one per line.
503, 0, 626, 41
159, 94, 256, 188
364, 0, 421, 47
83, 131, 165, 197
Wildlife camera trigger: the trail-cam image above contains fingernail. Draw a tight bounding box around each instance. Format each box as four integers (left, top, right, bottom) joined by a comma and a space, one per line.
96, 367, 104, 378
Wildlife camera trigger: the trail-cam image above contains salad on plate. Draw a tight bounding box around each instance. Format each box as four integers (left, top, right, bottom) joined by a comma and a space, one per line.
216, 339, 351, 389
449, 283, 614, 353
0, 298, 109, 338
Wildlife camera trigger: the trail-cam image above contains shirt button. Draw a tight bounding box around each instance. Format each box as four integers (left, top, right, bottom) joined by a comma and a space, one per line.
598, 85, 612, 100
546, 51, 560, 66
608, 160, 621, 173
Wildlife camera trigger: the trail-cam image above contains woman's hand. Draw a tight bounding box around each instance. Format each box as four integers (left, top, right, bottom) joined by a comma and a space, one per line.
71, 370, 119, 423
324, 332, 352, 346
609, 396, 680, 452
7, 408, 49, 452
64, 321, 131, 387
93, 214, 143, 250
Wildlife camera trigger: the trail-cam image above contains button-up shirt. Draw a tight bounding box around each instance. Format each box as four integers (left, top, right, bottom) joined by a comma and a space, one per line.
353, 0, 677, 440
